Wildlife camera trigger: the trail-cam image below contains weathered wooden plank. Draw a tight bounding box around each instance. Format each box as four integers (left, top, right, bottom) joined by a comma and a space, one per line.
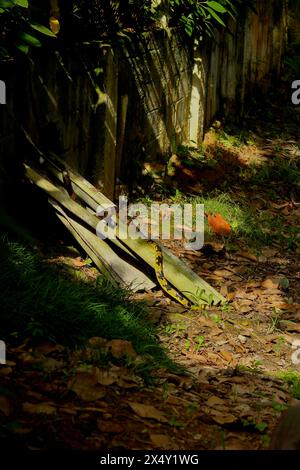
52, 200, 155, 292
24, 164, 155, 291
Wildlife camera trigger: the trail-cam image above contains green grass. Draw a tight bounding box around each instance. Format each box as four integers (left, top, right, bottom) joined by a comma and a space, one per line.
217, 129, 253, 148
137, 186, 299, 251
244, 157, 300, 188
0, 237, 179, 376
169, 190, 299, 251
275, 371, 300, 400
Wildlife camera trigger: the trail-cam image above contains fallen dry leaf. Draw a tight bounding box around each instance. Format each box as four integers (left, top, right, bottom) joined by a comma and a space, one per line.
219, 350, 234, 362
150, 434, 174, 449
211, 412, 237, 425
206, 396, 226, 407
280, 322, 300, 333
96, 368, 119, 386
22, 402, 57, 415
128, 402, 168, 423
207, 213, 232, 236
40, 357, 64, 372
261, 279, 280, 289
0, 396, 13, 417
0, 367, 13, 376
97, 418, 124, 434
73, 257, 86, 267
68, 370, 106, 402
236, 251, 258, 262
107, 340, 137, 359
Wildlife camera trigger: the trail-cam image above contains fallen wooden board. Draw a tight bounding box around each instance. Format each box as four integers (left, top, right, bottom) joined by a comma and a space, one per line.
51, 200, 155, 292
44, 156, 225, 306
26, 161, 225, 306
24, 164, 155, 291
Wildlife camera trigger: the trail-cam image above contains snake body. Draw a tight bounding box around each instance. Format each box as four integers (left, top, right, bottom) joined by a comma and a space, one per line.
148, 240, 192, 308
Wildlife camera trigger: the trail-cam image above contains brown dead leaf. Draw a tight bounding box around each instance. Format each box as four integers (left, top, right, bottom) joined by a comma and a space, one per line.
235, 291, 257, 301
73, 257, 86, 267
206, 408, 238, 425
220, 285, 228, 297
0, 396, 13, 417
106, 365, 141, 389
261, 279, 280, 289
96, 368, 119, 386
107, 340, 137, 359
128, 402, 168, 423
236, 251, 258, 262
211, 412, 237, 425
210, 327, 223, 337
0, 367, 13, 376
22, 402, 57, 415
234, 304, 253, 314
197, 317, 217, 328
219, 350, 234, 363
19, 352, 42, 366
260, 247, 278, 258
97, 418, 124, 434
150, 434, 174, 449
68, 370, 106, 402
204, 351, 223, 364
41, 357, 64, 372
280, 322, 300, 333
214, 269, 237, 279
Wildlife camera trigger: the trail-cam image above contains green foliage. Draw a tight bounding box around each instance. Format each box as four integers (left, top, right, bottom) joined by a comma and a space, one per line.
69, 0, 251, 41
168, 0, 236, 38
0, 237, 178, 376
276, 371, 300, 400
0, 0, 55, 58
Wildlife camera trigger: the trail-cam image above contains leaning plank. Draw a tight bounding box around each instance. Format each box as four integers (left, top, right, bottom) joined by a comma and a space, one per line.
51, 200, 155, 292
24, 164, 155, 291
24, 163, 135, 260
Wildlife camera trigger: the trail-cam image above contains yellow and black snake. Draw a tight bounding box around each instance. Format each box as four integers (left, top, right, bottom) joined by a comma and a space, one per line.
148, 240, 193, 308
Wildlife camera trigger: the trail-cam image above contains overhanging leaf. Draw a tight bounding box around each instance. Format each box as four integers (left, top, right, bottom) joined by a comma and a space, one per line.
17, 31, 42, 47
205, 6, 226, 26
15, 42, 29, 54
30, 22, 57, 38
15, 0, 28, 7
207, 1, 227, 13
0, 0, 16, 8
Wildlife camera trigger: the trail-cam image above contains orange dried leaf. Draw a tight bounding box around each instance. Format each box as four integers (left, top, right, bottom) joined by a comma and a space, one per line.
207, 213, 232, 236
